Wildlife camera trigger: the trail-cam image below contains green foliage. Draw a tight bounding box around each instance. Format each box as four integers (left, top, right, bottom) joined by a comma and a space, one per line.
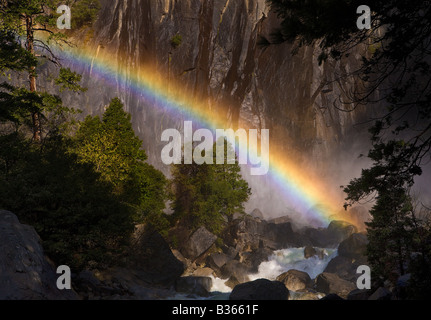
269, 0, 431, 298
71, 98, 169, 232
0, 30, 37, 72
55, 67, 88, 93
0, 133, 134, 270
169, 139, 251, 235
72, 98, 147, 188
68, 0, 101, 29
170, 34, 182, 49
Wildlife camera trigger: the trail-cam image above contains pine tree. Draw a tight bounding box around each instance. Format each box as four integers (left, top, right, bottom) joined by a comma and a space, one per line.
170, 138, 251, 234
0, 0, 97, 141
71, 98, 169, 231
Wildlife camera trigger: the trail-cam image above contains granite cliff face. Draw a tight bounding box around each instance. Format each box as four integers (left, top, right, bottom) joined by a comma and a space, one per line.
48, 0, 374, 219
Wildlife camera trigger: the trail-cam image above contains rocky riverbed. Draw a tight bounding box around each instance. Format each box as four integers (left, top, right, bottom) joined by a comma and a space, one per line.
0, 209, 400, 300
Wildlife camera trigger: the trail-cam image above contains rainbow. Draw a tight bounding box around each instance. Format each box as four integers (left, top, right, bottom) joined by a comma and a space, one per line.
54, 41, 355, 228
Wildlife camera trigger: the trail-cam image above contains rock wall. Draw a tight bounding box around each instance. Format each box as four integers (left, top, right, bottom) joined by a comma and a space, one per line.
38, 0, 375, 219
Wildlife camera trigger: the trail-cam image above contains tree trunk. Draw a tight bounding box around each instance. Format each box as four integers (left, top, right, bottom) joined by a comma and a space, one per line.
26, 14, 41, 142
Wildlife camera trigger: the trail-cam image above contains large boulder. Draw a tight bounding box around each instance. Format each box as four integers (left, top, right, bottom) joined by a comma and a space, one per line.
0, 210, 79, 300
239, 247, 273, 273
302, 220, 358, 248
276, 269, 313, 292
128, 224, 184, 287
324, 233, 368, 282
315, 272, 356, 299
250, 209, 264, 220
325, 221, 358, 247
324, 256, 360, 282
182, 226, 218, 260
222, 216, 303, 254
230, 279, 290, 300
207, 252, 229, 273
220, 260, 251, 285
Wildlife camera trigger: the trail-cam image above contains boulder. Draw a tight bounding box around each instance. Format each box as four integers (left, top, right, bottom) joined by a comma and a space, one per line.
302, 227, 328, 248
182, 226, 217, 260
207, 252, 229, 272
222, 216, 303, 254
240, 247, 273, 273
325, 221, 358, 247
175, 276, 213, 297
192, 267, 215, 277
338, 233, 368, 260
250, 209, 264, 219
304, 246, 318, 259
324, 255, 362, 282
230, 279, 290, 300
220, 260, 251, 284
129, 224, 184, 286
276, 269, 313, 292
0, 210, 79, 300
315, 272, 356, 299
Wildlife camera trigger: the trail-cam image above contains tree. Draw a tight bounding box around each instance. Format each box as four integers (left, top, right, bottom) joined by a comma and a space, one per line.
0, 132, 135, 270
0, 0, 99, 141
264, 1, 431, 296
264, 0, 431, 171
71, 98, 169, 231
169, 138, 251, 235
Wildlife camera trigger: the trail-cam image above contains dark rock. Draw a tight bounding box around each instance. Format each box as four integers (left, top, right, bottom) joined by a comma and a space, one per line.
347, 289, 373, 300
276, 269, 313, 292
129, 224, 184, 287
302, 228, 328, 248
182, 226, 218, 260
304, 246, 318, 259
320, 294, 345, 300
0, 210, 79, 300
303, 220, 358, 248
326, 221, 358, 247
225, 276, 241, 290
75, 270, 103, 293
324, 255, 361, 282
369, 287, 392, 300
175, 276, 213, 297
230, 279, 290, 300
220, 260, 251, 284
240, 247, 273, 273
338, 233, 368, 260
315, 272, 356, 299
207, 252, 229, 271
223, 216, 303, 254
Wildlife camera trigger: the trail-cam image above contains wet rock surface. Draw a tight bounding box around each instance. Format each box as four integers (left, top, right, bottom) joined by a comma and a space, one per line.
0, 210, 79, 300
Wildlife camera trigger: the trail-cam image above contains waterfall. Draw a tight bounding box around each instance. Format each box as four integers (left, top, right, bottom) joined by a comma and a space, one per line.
249, 247, 337, 281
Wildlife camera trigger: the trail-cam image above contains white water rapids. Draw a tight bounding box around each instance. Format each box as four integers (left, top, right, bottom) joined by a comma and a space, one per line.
210, 247, 338, 295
